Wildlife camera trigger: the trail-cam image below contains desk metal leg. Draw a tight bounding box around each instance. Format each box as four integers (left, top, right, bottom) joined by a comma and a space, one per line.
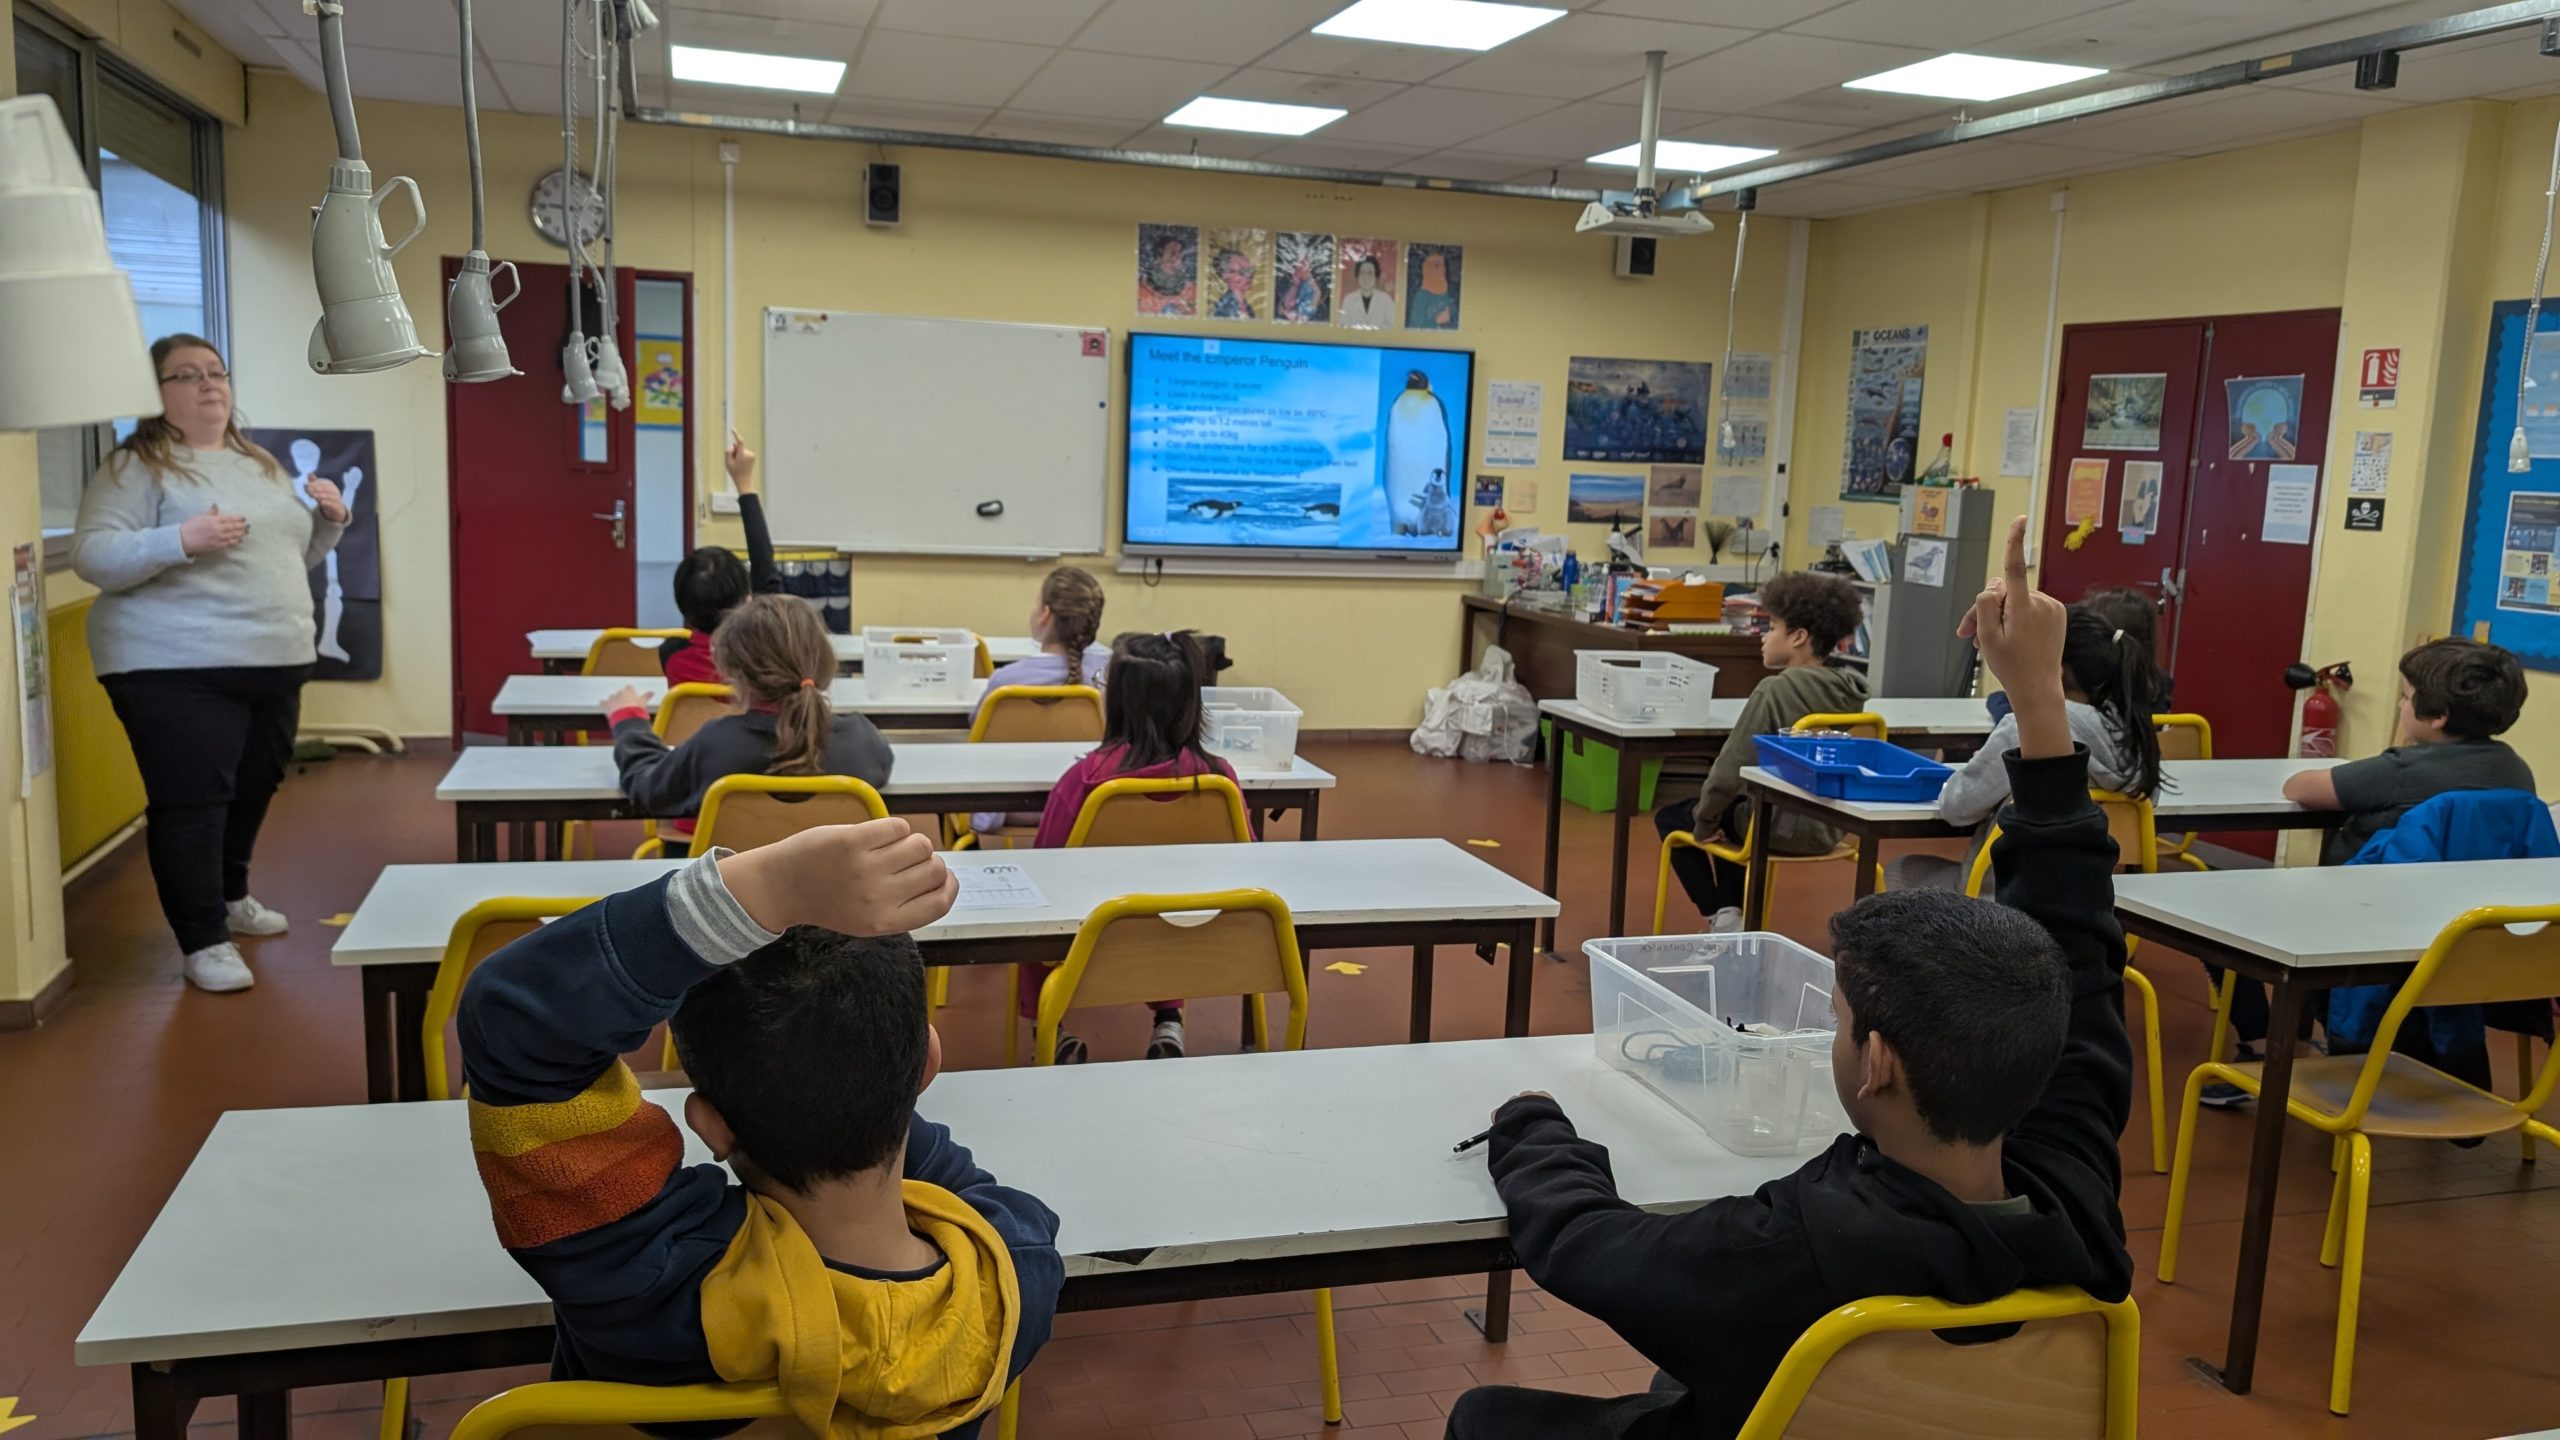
1854, 831, 1882, 899
393, 978, 430, 1104
1741, 792, 1777, 929
2209, 977, 2311, 1395
132, 1363, 198, 1440
455, 811, 473, 863
238, 1389, 291, 1440
1408, 944, 1435, 1044
1501, 921, 1536, 1038
1606, 746, 1638, 939
1466, 1271, 1514, 1343
360, 968, 398, 1104
1538, 730, 1568, 955
1298, 790, 1322, 842
508, 819, 533, 862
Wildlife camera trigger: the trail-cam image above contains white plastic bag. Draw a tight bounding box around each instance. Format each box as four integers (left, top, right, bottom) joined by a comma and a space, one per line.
1412, 645, 1538, 763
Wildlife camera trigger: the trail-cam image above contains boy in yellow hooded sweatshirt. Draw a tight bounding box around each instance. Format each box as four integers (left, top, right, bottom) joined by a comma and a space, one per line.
459, 819, 1061, 1438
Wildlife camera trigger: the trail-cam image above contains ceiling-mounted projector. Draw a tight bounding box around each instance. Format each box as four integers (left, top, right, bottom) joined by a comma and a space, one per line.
1575, 198, 1715, 237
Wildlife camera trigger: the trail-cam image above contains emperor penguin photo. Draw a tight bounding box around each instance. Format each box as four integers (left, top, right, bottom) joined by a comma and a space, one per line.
1383, 369, 1452, 537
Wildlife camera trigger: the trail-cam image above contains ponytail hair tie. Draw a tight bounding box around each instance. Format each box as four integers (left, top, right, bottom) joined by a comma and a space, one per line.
799, 678, 817, 689
2111, 628, 2126, 645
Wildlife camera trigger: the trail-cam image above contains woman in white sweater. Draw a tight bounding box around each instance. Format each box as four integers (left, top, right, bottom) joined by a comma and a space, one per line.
70, 335, 346, 993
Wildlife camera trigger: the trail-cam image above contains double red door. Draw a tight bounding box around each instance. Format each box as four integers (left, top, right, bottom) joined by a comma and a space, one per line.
2037, 310, 2341, 767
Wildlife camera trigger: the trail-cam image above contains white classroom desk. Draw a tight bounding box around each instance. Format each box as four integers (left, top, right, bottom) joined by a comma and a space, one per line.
2109, 858, 2560, 1400
81, 1036, 1800, 1440
527, 628, 1039, 674
489, 673, 984, 741
336, 839, 1558, 1101
1534, 696, 1999, 947
1733, 757, 2346, 929
434, 742, 1339, 861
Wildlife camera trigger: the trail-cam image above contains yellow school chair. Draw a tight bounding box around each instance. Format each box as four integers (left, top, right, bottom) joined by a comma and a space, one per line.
2152, 713, 2214, 871
1732, 1287, 2140, 1439
694, 773, 890, 850
950, 685, 1106, 852
1016, 890, 1337, 1431
388, 897, 599, 1440
2158, 903, 2560, 1415
1966, 790, 2170, 1174
1001, 775, 1255, 1065
452, 1379, 793, 1440
571, 685, 736, 862
580, 628, 688, 677
1651, 714, 1889, 933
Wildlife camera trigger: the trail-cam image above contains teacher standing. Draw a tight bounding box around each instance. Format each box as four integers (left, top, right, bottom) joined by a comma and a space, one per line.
70, 334, 346, 994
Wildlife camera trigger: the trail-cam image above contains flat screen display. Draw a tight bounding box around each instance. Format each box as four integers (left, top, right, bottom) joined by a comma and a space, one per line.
1124, 333, 1474, 555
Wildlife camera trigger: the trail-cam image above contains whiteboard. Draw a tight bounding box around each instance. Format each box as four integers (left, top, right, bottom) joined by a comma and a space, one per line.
760, 309, 1111, 556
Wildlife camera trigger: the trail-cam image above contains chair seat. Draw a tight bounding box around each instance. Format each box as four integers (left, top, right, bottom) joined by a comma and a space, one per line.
2224, 1054, 2529, 1140
1701, 836, 1860, 867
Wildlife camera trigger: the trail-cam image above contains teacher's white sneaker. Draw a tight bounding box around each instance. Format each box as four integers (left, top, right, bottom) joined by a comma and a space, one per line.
183, 942, 255, 993
226, 896, 289, 936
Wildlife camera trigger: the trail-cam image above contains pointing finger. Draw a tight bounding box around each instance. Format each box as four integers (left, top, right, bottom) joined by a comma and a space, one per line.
2002, 515, 2030, 591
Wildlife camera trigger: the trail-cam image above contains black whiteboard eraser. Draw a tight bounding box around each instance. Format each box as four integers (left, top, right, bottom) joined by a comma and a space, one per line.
976, 500, 1005, 518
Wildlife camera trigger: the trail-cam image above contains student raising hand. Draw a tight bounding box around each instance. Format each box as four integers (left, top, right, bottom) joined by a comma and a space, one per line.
717, 816, 957, 938
1958, 516, 2071, 759
724, 428, 758, 495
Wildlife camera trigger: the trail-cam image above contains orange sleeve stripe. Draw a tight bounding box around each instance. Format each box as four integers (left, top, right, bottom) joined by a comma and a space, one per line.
476, 1103, 685, 1250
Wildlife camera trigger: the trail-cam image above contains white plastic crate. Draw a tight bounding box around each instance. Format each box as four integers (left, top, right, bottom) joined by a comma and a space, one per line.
1574, 651, 1718, 728
861, 627, 979, 701
1584, 932, 1850, 1157
1200, 686, 1303, 771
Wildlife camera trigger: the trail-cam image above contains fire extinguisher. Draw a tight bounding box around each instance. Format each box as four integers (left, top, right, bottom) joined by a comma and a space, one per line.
2284, 661, 2355, 757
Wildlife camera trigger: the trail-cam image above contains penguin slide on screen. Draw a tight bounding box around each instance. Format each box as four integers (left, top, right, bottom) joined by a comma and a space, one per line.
1125, 333, 1473, 555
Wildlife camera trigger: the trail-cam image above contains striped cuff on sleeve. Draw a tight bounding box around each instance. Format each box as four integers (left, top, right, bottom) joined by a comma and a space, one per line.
666, 850, 781, 965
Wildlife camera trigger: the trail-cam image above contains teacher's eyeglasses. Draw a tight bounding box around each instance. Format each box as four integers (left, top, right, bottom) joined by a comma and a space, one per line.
158, 367, 230, 386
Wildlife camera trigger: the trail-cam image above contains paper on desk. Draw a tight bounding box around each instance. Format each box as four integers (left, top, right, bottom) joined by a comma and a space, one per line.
953, 862, 1049, 910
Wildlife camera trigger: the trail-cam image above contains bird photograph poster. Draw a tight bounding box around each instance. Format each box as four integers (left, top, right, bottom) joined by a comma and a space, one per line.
1404, 241, 1463, 331
1198, 225, 1273, 321
1335, 237, 1401, 330
1565, 355, 1712, 464
1135, 223, 1198, 317
1841, 324, 1929, 502
249, 427, 381, 681
1273, 232, 1335, 325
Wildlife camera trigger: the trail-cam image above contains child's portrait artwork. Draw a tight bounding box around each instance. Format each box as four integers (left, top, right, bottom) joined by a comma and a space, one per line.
1404, 242, 1463, 331
1135, 223, 1199, 317
1335, 237, 1401, 330
1274, 232, 1335, 325
1198, 226, 1273, 322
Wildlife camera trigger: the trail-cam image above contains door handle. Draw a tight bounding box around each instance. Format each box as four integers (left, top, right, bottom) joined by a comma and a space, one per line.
2158, 566, 2185, 603
592, 500, 627, 550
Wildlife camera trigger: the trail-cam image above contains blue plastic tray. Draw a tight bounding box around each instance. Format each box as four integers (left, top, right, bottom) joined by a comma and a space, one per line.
1752, 734, 1954, 802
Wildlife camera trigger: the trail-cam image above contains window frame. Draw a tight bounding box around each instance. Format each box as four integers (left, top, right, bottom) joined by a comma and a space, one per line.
15, 1, 227, 570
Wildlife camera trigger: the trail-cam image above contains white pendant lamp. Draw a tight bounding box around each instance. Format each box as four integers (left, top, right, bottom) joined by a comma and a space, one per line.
444, 0, 519, 382
307, 0, 433, 375
0, 96, 160, 428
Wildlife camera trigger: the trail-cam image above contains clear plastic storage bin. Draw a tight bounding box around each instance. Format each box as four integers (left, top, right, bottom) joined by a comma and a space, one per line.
1584, 932, 1850, 1156
862, 627, 979, 701
1200, 686, 1303, 771
1574, 652, 1718, 728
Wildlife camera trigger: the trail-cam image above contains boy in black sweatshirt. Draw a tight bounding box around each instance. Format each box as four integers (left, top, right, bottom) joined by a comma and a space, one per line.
1450, 518, 2133, 1440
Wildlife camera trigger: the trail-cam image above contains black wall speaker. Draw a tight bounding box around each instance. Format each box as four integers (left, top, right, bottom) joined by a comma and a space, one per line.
864, 162, 901, 226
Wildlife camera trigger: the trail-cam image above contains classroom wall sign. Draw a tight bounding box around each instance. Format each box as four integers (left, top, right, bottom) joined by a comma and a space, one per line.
2454, 300, 2560, 669
1841, 325, 1928, 502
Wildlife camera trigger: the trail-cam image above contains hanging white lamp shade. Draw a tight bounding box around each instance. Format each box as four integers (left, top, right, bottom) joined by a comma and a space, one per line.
0, 96, 161, 429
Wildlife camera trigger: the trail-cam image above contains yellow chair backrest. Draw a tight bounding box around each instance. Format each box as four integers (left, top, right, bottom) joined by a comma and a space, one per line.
655, 683, 733, 745
1966, 790, 2156, 897
452, 1380, 794, 1440
969, 685, 1104, 744
1065, 774, 1253, 848
2155, 713, 2213, 761
1037, 890, 1308, 1062
2335, 904, 2560, 1125
1794, 712, 1889, 742
1734, 1288, 2139, 1440
423, 897, 599, 1102
581, 628, 688, 677
694, 773, 890, 853
975, 635, 994, 679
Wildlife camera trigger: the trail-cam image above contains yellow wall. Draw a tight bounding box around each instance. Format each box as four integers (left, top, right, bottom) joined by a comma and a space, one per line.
222, 72, 1794, 736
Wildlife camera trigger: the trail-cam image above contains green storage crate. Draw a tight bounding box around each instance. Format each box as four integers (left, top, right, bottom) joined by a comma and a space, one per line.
1544, 719, 1663, 813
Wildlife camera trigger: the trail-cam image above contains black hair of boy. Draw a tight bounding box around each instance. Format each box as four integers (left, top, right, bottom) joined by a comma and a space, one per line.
2400, 637, 2527, 739
1755, 571, 1863, 658
1831, 890, 2072, 1143
670, 926, 929, 1193
1103, 630, 1210, 769
673, 545, 752, 635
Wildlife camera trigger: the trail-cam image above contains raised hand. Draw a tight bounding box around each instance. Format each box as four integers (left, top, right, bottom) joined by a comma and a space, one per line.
180, 505, 249, 556
716, 817, 957, 939
305, 478, 349, 524
724, 429, 758, 494
1958, 516, 2072, 758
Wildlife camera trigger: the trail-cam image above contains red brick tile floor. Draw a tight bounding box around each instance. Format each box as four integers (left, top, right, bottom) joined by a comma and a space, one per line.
3, 740, 2556, 1439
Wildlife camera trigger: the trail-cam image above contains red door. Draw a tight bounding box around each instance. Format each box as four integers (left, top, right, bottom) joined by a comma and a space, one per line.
446, 260, 639, 741
2037, 320, 2210, 646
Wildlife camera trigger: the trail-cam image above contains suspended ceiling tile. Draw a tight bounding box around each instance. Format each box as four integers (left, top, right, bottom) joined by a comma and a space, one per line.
844, 30, 1059, 107
1636, 31, 1937, 115
1397, 148, 1562, 181
1252, 136, 1438, 170
2159, 0, 2489, 69
1989, 0, 2419, 70
1073, 0, 1350, 65
977, 110, 1148, 146
1254, 33, 1477, 86
1210, 67, 1407, 112
671, 0, 882, 22
487, 61, 570, 115
2057, 85, 2396, 156
1465, 99, 1716, 162
1426, 12, 1757, 101
1746, 85, 1949, 129
308, 0, 461, 57
1593, 0, 1842, 26
1787, 0, 2127, 51
1848, 137, 2137, 190
1115, 122, 1288, 161
465, 0, 587, 66
2280, 30, 2560, 106
1668, 112, 1858, 152
869, 0, 1110, 48
1323, 86, 1564, 149
1006, 49, 1236, 121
